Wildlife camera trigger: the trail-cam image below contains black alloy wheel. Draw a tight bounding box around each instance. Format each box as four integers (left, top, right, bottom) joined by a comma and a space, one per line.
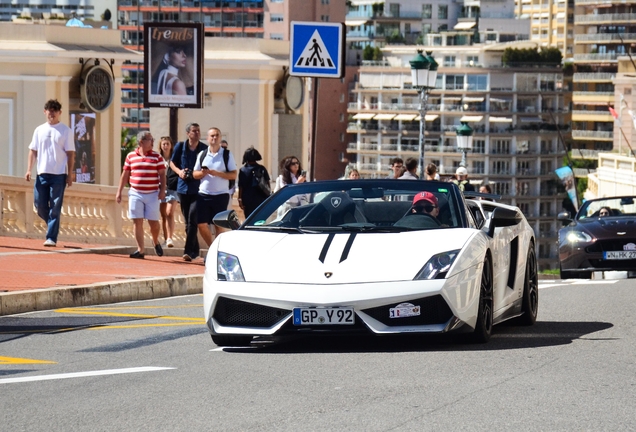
470, 255, 493, 343
515, 246, 538, 326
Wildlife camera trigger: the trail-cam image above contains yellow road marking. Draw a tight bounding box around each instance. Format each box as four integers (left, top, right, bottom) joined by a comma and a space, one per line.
55, 308, 202, 322
0, 356, 57, 365
88, 321, 205, 330
74, 305, 203, 310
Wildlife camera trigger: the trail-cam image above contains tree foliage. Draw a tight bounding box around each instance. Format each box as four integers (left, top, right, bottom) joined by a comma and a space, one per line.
121, 128, 137, 170
502, 47, 563, 66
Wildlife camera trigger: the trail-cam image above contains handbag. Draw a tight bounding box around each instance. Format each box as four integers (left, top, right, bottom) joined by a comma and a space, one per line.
253, 165, 271, 197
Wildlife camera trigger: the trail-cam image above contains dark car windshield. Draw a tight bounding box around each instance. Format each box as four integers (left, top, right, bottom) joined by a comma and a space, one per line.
577, 196, 636, 220
241, 179, 468, 232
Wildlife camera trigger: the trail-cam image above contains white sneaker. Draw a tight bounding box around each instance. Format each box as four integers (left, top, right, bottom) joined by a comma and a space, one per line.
166, 238, 174, 248
43, 239, 56, 247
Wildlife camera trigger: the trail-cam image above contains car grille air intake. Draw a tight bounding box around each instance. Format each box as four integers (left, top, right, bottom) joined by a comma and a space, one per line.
213, 297, 290, 328
362, 295, 453, 327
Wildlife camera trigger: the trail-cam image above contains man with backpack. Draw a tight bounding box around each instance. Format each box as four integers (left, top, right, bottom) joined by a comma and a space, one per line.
170, 123, 207, 262
193, 127, 237, 250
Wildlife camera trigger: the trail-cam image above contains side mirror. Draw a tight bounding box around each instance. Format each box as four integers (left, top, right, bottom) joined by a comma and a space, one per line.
557, 211, 573, 223
213, 210, 241, 230
488, 207, 522, 237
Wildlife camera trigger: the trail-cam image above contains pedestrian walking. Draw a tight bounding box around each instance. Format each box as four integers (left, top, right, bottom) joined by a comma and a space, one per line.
25, 99, 76, 247
170, 122, 207, 262
221, 139, 236, 210
159, 136, 179, 248
116, 131, 166, 259
194, 127, 237, 249
238, 146, 270, 218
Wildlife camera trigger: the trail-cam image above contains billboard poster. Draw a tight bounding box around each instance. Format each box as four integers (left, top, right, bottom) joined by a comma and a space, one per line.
144, 22, 204, 109
71, 112, 96, 184
555, 166, 578, 212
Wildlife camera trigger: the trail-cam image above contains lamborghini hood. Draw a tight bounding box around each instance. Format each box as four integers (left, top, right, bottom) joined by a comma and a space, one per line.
214, 229, 479, 284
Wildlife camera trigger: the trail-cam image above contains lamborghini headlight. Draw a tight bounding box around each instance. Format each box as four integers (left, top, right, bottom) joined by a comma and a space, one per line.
566, 231, 592, 244
415, 250, 460, 280
217, 252, 245, 281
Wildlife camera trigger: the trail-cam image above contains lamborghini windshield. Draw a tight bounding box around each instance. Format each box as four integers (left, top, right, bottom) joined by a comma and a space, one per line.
242, 179, 468, 232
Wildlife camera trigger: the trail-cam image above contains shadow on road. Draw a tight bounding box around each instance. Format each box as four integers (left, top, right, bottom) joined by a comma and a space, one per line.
221, 320, 614, 354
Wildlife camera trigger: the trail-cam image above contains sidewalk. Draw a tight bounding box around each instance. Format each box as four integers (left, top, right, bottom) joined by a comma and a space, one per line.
0, 236, 205, 316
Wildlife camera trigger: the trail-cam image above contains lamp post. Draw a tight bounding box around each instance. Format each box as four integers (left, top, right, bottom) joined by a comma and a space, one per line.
456, 121, 474, 168
410, 50, 438, 179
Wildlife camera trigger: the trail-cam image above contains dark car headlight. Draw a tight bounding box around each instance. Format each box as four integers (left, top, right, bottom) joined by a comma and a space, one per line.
415, 250, 460, 280
217, 252, 245, 281
565, 231, 593, 244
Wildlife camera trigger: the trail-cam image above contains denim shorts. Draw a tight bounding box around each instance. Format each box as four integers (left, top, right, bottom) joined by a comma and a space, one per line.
161, 189, 179, 204
128, 188, 160, 221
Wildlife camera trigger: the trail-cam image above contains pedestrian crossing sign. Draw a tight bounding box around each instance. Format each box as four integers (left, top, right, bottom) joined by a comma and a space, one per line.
290, 21, 345, 79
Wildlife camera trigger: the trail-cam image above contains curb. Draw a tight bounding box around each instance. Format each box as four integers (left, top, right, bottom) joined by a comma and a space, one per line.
0, 274, 203, 316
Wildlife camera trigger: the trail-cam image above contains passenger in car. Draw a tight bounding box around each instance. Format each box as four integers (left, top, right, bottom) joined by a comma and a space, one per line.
598, 206, 611, 217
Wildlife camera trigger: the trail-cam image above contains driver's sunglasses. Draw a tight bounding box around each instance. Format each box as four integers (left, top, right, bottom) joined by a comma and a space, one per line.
415, 204, 437, 213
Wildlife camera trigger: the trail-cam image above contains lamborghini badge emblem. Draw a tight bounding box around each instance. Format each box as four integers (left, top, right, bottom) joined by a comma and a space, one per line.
331, 197, 342, 208
324, 272, 333, 278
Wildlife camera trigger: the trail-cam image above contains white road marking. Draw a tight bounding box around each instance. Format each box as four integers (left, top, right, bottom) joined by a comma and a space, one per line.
539, 279, 619, 289
0, 366, 175, 385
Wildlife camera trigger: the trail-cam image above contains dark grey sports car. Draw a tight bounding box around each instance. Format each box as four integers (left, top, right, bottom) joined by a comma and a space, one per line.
558, 196, 636, 279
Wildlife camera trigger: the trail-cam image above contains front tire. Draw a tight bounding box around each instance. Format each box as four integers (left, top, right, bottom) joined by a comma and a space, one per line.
470, 255, 493, 343
211, 335, 253, 347
516, 246, 538, 326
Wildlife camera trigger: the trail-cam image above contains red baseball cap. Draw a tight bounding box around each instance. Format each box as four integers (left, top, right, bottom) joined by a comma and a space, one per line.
413, 191, 438, 207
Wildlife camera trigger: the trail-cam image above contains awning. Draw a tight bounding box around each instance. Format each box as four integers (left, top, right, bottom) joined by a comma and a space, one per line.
556, 12, 565, 19
540, 12, 549, 18
489, 117, 513, 123
460, 115, 484, 122
352, 113, 375, 120
454, 21, 477, 30
443, 96, 462, 100
520, 116, 542, 122
414, 114, 440, 121
490, 98, 510, 103
345, 19, 368, 27
374, 113, 396, 120
463, 97, 484, 102
394, 114, 417, 121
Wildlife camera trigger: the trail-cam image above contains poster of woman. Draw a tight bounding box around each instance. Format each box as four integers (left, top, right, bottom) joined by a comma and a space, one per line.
71, 112, 96, 184
144, 22, 203, 108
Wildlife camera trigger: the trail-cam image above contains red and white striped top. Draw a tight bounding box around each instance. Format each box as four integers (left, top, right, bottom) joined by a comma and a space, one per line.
123, 148, 165, 193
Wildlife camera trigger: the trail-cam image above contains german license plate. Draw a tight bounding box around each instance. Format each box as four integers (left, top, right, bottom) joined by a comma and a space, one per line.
293, 307, 355, 325
603, 251, 636, 260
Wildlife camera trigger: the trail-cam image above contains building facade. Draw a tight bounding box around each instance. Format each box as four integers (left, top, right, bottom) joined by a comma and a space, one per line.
347, 41, 569, 269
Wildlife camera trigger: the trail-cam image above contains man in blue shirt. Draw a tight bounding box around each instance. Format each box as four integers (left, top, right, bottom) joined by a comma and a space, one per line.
169, 123, 207, 261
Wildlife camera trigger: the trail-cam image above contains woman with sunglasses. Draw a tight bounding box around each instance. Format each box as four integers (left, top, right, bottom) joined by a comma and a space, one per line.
274, 156, 308, 217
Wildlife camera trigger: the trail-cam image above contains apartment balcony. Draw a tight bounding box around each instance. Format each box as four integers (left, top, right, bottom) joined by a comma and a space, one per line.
572, 91, 614, 104
570, 149, 601, 159
572, 130, 613, 141
572, 72, 616, 82
571, 110, 614, 122
574, 13, 636, 24
572, 53, 618, 62
575, 33, 636, 44
575, 0, 636, 3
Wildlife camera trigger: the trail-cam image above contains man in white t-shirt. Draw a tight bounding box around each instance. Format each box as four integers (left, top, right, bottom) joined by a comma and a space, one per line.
193, 127, 237, 249
25, 99, 76, 247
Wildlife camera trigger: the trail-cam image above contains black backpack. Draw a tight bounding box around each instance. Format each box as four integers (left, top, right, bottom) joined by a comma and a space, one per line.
198, 148, 235, 189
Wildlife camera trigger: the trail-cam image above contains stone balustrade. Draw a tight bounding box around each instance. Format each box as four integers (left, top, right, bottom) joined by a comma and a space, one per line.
0, 174, 241, 246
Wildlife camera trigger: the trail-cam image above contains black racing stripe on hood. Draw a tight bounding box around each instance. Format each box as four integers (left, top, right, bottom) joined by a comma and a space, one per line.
319, 233, 335, 263
340, 233, 357, 263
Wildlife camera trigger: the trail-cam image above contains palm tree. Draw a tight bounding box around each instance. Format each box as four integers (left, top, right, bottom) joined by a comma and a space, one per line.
120, 128, 137, 169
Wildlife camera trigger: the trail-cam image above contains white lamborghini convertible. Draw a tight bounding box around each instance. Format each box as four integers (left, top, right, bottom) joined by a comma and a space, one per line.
204, 179, 538, 346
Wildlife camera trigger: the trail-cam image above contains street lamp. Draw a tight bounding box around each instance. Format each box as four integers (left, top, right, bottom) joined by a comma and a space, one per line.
409, 50, 438, 179
456, 121, 474, 168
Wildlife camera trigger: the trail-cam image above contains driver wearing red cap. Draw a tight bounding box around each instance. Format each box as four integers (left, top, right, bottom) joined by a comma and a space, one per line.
411, 191, 439, 219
